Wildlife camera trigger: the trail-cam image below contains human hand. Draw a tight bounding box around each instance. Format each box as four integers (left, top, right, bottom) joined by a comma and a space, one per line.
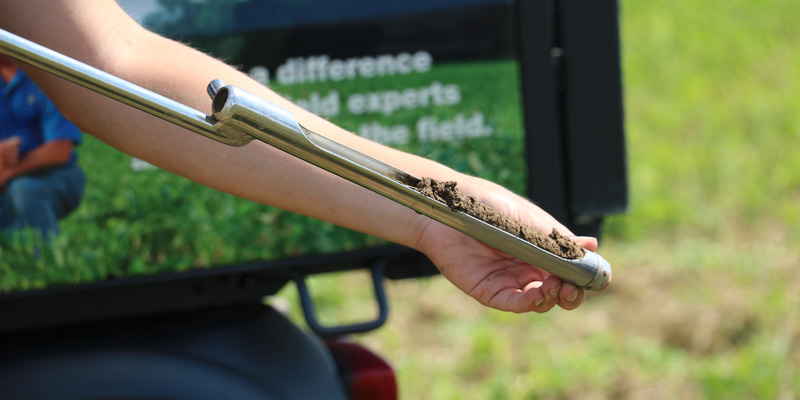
0, 136, 21, 170
414, 176, 599, 313
0, 169, 13, 187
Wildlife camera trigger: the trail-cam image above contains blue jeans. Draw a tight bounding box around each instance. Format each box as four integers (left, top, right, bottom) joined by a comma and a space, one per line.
0, 164, 85, 237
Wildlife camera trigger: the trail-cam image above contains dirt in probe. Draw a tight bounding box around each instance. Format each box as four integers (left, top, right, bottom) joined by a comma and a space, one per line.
415, 177, 585, 259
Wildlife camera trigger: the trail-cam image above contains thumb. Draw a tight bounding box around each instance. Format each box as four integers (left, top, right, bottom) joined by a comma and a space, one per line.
573, 236, 598, 252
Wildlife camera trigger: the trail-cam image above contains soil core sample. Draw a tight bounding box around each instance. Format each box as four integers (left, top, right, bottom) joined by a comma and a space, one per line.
415, 178, 585, 259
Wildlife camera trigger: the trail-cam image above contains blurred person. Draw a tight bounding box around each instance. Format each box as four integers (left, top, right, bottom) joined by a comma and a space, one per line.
0, 0, 604, 313
0, 53, 85, 238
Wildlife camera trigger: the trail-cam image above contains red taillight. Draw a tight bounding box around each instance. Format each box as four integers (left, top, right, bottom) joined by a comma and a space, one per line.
324, 339, 398, 400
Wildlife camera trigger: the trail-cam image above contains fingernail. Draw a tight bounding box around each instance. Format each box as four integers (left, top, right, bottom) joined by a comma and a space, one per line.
566, 290, 579, 302
548, 286, 561, 300
534, 298, 545, 307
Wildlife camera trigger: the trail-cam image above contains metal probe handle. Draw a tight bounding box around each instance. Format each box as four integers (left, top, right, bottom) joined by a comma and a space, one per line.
208, 82, 611, 291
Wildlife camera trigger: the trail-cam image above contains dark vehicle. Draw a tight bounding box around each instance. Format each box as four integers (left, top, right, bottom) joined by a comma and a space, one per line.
0, 1, 626, 398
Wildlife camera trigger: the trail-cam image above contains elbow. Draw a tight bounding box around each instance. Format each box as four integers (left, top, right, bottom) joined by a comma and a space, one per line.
20, 21, 148, 135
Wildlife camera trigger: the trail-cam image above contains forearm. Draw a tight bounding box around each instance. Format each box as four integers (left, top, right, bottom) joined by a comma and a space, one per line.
1, 0, 599, 313
3, 140, 72, 178
0, 0, 462, 249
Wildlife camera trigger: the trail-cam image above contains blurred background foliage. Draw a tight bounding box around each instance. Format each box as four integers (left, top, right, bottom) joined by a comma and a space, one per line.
279, 0, 800, 399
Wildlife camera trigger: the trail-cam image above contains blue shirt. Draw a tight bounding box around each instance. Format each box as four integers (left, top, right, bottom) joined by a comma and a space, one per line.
0, 70, 82, 167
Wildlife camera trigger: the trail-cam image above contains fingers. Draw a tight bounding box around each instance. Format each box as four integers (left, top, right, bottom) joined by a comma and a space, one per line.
487, 285, 552, 314
488, 275, 584, 313
557, 282, 585, 311
535, 275, 584, 312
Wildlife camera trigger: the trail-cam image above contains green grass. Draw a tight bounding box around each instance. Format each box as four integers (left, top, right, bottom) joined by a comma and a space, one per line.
270, 0, 800, 398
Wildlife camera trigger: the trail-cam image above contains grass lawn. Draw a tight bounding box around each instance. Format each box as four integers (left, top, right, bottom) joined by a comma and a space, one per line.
274, 0, 800, 398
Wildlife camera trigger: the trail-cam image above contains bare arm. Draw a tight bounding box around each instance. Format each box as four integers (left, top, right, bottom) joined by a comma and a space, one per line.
0, 137, 20, 171
0, 0, 439, 247
0, 0, 599, 313
0, 140, 73, 186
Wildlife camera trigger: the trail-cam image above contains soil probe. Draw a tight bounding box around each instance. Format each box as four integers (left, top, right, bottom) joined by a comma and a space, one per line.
0, 28, 611, 291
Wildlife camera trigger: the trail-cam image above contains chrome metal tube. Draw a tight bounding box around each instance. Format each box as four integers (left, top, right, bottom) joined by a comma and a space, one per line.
211, 83, 612, 291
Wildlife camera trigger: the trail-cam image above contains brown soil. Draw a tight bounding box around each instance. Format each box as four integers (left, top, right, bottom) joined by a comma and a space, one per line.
415, 177, 585, 259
